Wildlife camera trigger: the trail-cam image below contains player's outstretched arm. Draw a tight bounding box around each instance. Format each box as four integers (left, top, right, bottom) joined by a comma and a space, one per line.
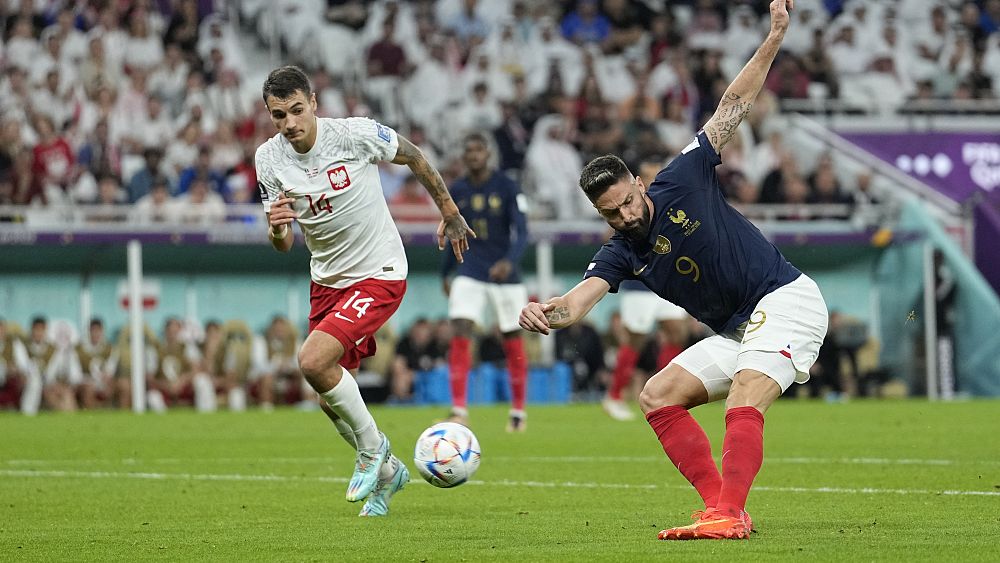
392, 134, 476, 263
519, 277, 611, 335
702, 0, 791, 154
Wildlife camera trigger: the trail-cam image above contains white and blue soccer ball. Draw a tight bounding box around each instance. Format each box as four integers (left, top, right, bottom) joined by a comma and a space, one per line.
413, 422, 481, 488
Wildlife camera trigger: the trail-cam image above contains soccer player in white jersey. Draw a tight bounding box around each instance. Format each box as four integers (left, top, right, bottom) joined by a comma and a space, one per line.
255, 66, 474, 517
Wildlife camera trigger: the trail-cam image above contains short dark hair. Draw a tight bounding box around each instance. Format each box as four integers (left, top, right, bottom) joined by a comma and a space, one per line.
90, 318, 103, 329
262, 66, 311, 103
463, 131, 490, 148
579, 154, 632, 201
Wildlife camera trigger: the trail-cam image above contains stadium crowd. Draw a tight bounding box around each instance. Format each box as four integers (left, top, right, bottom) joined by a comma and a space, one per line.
4, 0, 994, 218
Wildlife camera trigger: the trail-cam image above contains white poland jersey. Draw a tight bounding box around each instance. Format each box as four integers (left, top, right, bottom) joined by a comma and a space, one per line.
255, 117, 408, 288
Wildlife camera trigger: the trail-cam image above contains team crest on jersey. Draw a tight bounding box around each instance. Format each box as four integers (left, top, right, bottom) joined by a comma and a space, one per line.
653, 235, 672, 254
471, 194, 485, 211
327, 166, 351, 190
376, 122, 391, 143
668, 208, 701, 236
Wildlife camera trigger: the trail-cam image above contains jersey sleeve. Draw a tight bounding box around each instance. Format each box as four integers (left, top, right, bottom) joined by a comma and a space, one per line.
582, 238, 631, 293
662, 130, 723, 191
346, 117, 400, 164
254, 143, 281, 213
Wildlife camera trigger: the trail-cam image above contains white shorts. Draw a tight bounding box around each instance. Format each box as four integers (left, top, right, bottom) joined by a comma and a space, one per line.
448, 275, 528, 334
620, 290, 688, 334
670, 274, 829, 402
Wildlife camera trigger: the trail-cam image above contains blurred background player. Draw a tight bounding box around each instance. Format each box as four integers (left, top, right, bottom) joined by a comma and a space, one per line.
441, 132, 529, 432
604, 155, 690, 422
256, 66, 473, 516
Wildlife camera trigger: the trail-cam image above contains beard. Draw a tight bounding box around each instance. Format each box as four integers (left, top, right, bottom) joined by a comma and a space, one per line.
619, 201, 651, 242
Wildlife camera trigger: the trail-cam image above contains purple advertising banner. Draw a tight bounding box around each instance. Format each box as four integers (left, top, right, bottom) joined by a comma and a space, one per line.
837, 132, 1000, 204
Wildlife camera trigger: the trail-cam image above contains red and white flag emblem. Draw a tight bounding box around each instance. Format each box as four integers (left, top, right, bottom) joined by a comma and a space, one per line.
327, 166, 351, 190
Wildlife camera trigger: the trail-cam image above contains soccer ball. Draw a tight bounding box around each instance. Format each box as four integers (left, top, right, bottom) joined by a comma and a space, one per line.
413, 422, 481, 488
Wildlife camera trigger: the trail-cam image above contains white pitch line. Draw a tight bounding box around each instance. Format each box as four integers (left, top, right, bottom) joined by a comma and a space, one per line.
1, 469, 998, 497
2, 455, 994, 467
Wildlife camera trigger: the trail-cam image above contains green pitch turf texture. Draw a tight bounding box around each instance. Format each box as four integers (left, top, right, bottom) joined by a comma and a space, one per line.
2, 400, 998, 562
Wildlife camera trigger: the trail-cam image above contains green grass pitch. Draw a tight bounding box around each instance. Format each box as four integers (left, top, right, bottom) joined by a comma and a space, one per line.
2, 400, 999, 562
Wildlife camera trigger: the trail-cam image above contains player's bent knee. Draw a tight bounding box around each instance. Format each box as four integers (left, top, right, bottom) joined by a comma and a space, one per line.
297, 334, 346, 390
638, 364, 709, 414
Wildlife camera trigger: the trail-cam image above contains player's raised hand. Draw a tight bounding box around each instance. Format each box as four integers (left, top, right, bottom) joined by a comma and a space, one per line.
268, 190, 297, 232
438, 212, 476, 263
519, 302, 555, 335
770, 0, 791, 33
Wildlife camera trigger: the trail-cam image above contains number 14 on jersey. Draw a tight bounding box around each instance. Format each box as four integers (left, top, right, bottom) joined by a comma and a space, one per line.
306, 193, 333, 216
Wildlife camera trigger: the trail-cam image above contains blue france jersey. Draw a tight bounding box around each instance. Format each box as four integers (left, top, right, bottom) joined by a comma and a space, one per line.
584, 132, 801, 335
442, 171, 529, 284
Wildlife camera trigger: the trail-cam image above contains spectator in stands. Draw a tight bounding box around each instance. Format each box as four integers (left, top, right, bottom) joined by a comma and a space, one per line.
389, 318, 445, 404
389, 174, 437, 222
177, 146, 226, 195
525, 114, 587, 220
493, 101, 530, 174
166, 0, 203, 59
554, 318, 607, 398
163, 122, 201, 181
124, 8, 165, 71
127, 147, 168, 202
29, 114, 75, 205
133, 176, 175, 223
79, 34, 124, 99
448, 0, 490, 46
801, 28, 840, 99
91, 174, 127, 221
149, 42, 191, 115
177, 175, 226, 224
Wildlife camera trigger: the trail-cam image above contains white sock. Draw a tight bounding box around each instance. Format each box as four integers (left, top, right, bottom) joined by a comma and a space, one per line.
193, 374, 216, 412
331, 415, 395, 480
332, 418, 357, 449
320, 371, 381, 451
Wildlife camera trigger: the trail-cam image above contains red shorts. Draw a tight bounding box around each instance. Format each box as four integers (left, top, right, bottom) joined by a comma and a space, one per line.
309, 278, 406, 370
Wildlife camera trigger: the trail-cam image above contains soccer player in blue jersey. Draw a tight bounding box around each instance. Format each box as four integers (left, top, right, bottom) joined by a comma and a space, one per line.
442, 132, 530, 432
520, 0, 827, 540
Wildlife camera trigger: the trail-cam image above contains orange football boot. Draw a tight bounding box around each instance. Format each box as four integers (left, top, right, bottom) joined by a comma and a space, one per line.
657, 508, 750, 540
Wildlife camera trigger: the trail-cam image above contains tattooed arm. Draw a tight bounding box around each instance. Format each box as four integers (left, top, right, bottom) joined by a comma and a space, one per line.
392, 134, 476, 262
519, 278, 611, 335
702, 0, 791, 154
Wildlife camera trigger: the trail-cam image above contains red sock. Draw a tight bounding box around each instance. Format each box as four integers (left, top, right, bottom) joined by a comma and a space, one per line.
448, 336, 471, 409
645, 405, 722, 508
609, 344, 639, 400
502, 336, 528, 411
657, 343, 682, 370
716, 406, 765, 517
